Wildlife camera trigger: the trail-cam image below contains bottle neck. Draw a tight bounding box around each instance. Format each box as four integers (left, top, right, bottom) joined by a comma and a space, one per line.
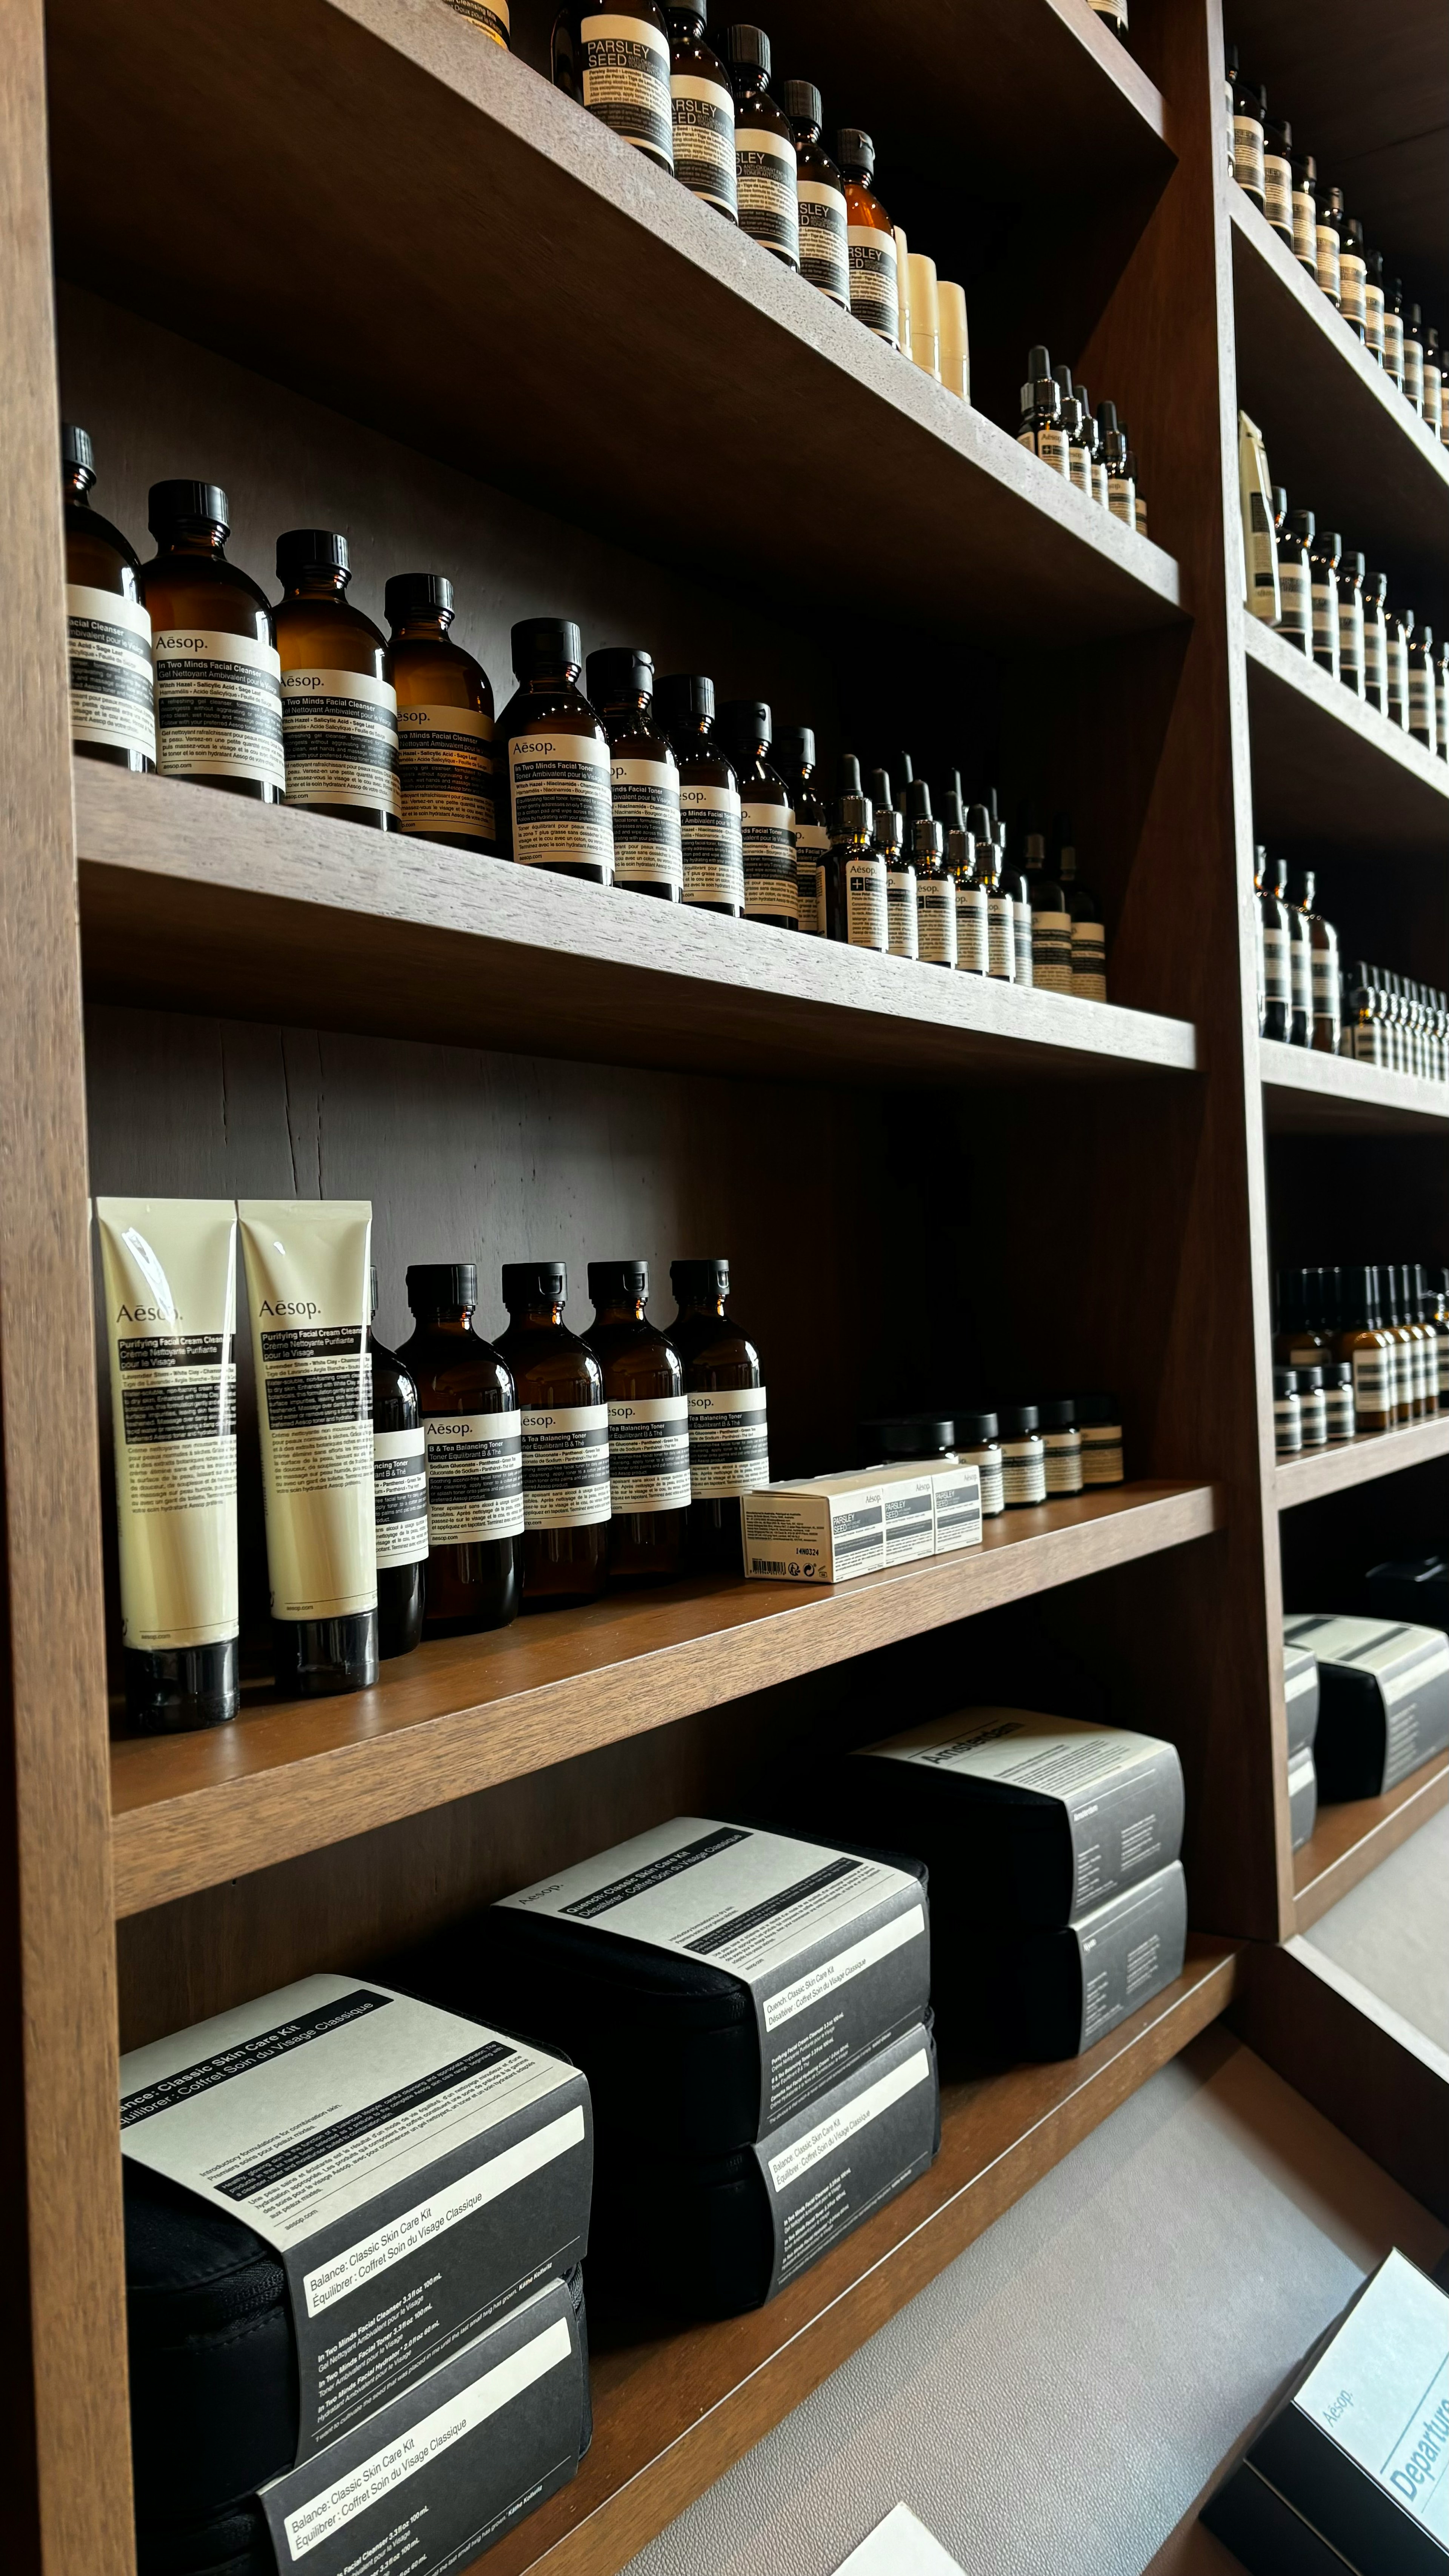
411, 1306, 475, 1334
391, 612, 452, 643
676, 1293, 727, 1322
506, 1298, 565, 1328
601, 695, 654, 731
281, 570, 351, 602
155, 523, 228, 558
592, 1297, 648, 1326
65, 465, 93, 504
524, 665, 581, 692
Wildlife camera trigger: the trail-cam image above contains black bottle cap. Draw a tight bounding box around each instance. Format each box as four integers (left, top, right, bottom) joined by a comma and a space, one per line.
1288, 506, 1315, 542
955, 1410, 998, 1444
588, 1258, 649, 1303
1342, 214, 1363, 248
586, 645, 655, 706
1098, 398, 1119, 434
1322, 1361, 1352, 1389
1036, 1397, 1077, 1430
501, 1259, 568, 1304
859, 1415, 956, 1460
671, 1257, 730, 1300
657, 672, 715, 724
774, 723, 815, 770
1224, 40, 1238, 74
1295, 1365, 1323, 1392
1409, 303, 1423, 328
1074, 380, 1093, 418
1366, 568, 1387, 602
512, 617, 583, 679
386, 571, 454, 620
149, 478, 229, 535
1271, 484, 1287, 520
781, 78, 821, 126
835, 128, 875, 178
62, 421, 94, 478
1340, 549, 1364, 580
277, 528, 351, 577
724, 23, 771, 76
966, 802, 992, 841
1272, 1367, 1298, 1398
1021, 347, 1059, 414
1266, 115, 1292, 150
1295, 150, 1317, 185
996, 1403, 1040, 1438
835, 753, 872, 835
406, 1261, 477, 1310
940, 785, 964, 832
1315, 529, 1342, 562
869, 766, 892, 811
906, 778, 933, 820
874, 802, 903, 854
911, 815, 941, 863
1420, 621, 1435, 650
1074, 1391, 1121, 1424
720, 697, 772, 750
669, 0, 707, 18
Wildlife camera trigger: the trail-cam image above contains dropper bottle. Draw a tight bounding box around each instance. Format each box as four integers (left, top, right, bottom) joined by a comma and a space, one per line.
1055, 364, 1093, 498
872, 767, 917, 959
908, 779, 955, 966
949, 797, 988, 975
1075, 384, 1109, 508
1274, 495, 1311, 653
828, 754, 885, 947
1099, 403, 1134, 525
996, 796, 1034, 988
1018, 345, 1069, 476
974, 804, 1014, 982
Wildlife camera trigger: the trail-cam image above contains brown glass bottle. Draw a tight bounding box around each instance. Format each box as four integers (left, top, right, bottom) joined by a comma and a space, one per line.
835, 128, 898, 346
275, 530, 399, 830
668, 0, 737, 219
553, 0, 675, 174
139, 480, 284, 800
774, 722, 829, 936
668, 1257, 768, 1569
781, 81, 848, 309
1379, 1268, 1416, 1424
586, 1259, 689, 1584
370, 1267, 427, 1659
498, 618, 613, 883
585, 645, 683, 901
724, 26, 798, 270
397, 1262, 521, 1635
1334, 1265, 1392, 1434
719, 700, 798, 930
63, 424, 155, 773
656, 673, 744, 915
385, 572, 497, 853
498, 1261, 610, 1609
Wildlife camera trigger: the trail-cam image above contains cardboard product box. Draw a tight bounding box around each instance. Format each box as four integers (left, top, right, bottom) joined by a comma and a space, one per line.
1366, 1555, 1449, 1633
409, 1816, 932, 2157
1283, 1640, 1320, 1756
931, 1860, 1188, 2064
842, 1707, 1185, 1930
1283, 1614, 1449, 1798
588, 2018, 940, 2318
1287, 1745, 1318, 1852
1202, 2249, 1449, 2574
741, 1461, 982, 1583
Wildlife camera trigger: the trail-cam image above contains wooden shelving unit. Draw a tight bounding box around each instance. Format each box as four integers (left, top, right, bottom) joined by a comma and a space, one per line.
1276, 1414, 1449, 1506
1241, 611, 1449, 851
1293, 1755, 1449, 1929
1259, 1038, 1449, 1133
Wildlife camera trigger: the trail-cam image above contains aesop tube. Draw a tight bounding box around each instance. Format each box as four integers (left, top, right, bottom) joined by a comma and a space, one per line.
97, 1198, 240, 1733
238, 1200, 379, 1697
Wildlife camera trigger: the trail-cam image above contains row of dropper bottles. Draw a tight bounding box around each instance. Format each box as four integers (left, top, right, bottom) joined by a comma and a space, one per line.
1272, 498, 1444, 755
1276, 1263, 1449, 1435
1018, 348, 1146, 536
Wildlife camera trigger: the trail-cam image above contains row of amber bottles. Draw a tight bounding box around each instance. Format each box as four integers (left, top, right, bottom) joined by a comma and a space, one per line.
1278, 1263, 1448, 1437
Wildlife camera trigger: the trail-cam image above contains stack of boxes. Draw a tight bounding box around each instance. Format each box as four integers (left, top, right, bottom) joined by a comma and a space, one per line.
1283, 1612, 1449, 1799
1283, 1638, 1320, 1850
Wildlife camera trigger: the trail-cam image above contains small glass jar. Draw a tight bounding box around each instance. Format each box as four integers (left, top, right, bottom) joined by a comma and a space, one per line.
954, 1409, 1004, 1517
1273, 1365, 1303, 1456
997, 1403, 1047, 1507
1038, 1397, 1084, 1496
1077, 1392, 1124, 1485
1295, 1364, 1327, 1447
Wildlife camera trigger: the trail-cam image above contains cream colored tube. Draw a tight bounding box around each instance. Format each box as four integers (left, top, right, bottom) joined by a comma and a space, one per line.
238, 1201, 376, 1640
938, 283, 970, 401
908, 254, 940, 380
97, 1198, 240, 1726
894, 226, 912, 355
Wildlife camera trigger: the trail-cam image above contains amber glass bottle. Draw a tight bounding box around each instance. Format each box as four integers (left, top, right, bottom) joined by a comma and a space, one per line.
724, 25, 798, 269
554, 0, 675, 173
669, 1257, 768, 1569
441, 0, 509, 43
370, 1269, 426, 1660
774, 722, 829, 936
1334, 1265, 1392, 1434
781, 81, 848, 309
498, 1261, 610, 1609
586, 645, 683, 901
397, 1263, 521, 1635
835, 129, 898, 345
498, 618, 614, 882
668, 0, 737, 218
828, 754, 885, 948
63, 425, 155, 773
274, 531, 399, 830
139, 480, 284, 800
720, 700, 798, 930
657, 672, 744, 916
872, 767, 916, 959
586, 1259, 690, 1584
385, 572, 497, 853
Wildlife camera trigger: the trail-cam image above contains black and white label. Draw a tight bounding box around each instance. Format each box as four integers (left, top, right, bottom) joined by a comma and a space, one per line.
797, 178, 849, 305
580, 12, 674, 167
1311, 953, 1340, 1013
152, 626, 286, 789
1263, 152, 1292, 231
736, 126, 798, 265
847, 224, 898, 343
679, 776, 744, 907
509, 731, 613, 873
1340, 252, 1366, 328
1037, 426, 1071, 476
281, 666, 400, 814
1071, 919, 1107, 1000
955, 881, 989, 972
608, 1392, 690, 1512
671, 73, 736, 213
1311, 580, 1339, 666
1324, 1385, 1355, 1437
1001, 1437, 1046, 1505
397, 704, 495, 842
1031, 907, 1072, 993
758, 2023, 936, 2297
1351, 1346, 1392, 1413
886, 868, 918, 959
1076, 1864, 1187, 2046
1315, 227, 1340, 300
1012, 901, 1034, 988
1404, 336, 1424, 404
794, 821, 829, 937
1093, 460, 1110, 509
1410, 671, 1435, 740
1289, 932, 1312, 1028
1388, 631, 1409, 718
1291, 188, 1317, 263
441, 0, 510, 39
610, 752, 683, 889
1232, 115, 1265, 198
1069, 446, 1094, 497
1364, 617, 1385, 690
988, 892, 1015, 980
67, 583, 155, 760
741, 797, 797, 921
520, 1403, 611, 1528
687, 1384, 768, 1495
374, 1427, 428, 1568
845, 853, 888, 949
917, 878, 956, 965
120, 1976, 589, 2466
1277, 560, 1309, 630
1339, 597, 1364, 678
1080, 1423, 1123, 1484
962, 1445, 1004, 1516
1264, 921, 1290, 1004
1383, 310, 1404, 380
425, 1409, 525, 1545
1364, 282, 1384, 356
1043, 1429, 1083, 1495
1108, 473, 1135, 525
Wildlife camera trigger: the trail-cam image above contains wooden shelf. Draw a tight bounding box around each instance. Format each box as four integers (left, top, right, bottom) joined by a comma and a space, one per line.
1294, 1754, 1449, 1930
1241, 610, 1449, 854
74, 764, 1200, 1086
1259, 1038, 1449, 1133
483, 1938, 1238, 2576
1229, 192, 1449, 603
1276, 1415, 1449, 1506
109, 1480, 1220, 1916
44, 0, 1183, 646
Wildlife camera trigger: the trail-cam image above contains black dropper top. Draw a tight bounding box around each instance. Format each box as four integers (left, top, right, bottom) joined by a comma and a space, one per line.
1021, 346, 1058, 415
781, 78, 822, 129
835, 753, 872, 835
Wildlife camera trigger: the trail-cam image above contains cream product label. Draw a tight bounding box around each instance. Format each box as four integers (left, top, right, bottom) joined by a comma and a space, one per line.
1364, 282, 1384, 355
736, 127, 798, 265
1340, 253, 1366, 328
687, 1384, 768, 1495
1383, 310, 1404, 379
1080, 1424, 1123, 1484
281, 666, 400, 814
671, 73, 736, 214
610, 752, 683, 889
1043, 1429, 1083, 1495
917, 878, 956, 965
67, 583, 155, 761
1108, 474, 1135, 524
1032, 907, 1072, 992
847, 224, 898, 343
1290, 935, 1312, 1025
1000, 1437, 1046, 1505
1071, 920, 1107, 1000
887, 869, 918, 959
1291, 189, 1316, 263
845, 853, 888, 948
1069, 446, 1093, 496
1410, 672, 1435, 740
1276, 561, 1309, 629
509, 730, 613, 873
1424, 363, 1442, 432
1315, 227, 1340, 300
1012, 902, 1034, 987
442, 0, 509, 39
1035, 426, 1071, 476
1311, 582, 1339, 668
1389, 631, 1408, 718
1274, 1393, 1302, 1453
962, 1446, 1004, 1516
794, 820, 829, 937
797, 178, 848, 305
955, 882, 989, 972
374, 1426, 428, 1568
1232, 115, 1265, 197
607, 1392, 690, 1512
679, 775, 744, 907
1263, 922, 1290, 1002
425, 1409, 525, 1544
759, 2028, 934, 2296
1352, 1346, 1392, 1413
398, 704, 495, 841
1404, 336, 1424, 404
1294, 2251, 1449, 2543
1263, 152, 1292, 231
740, 797, 797, 921
580, 13, 673, 168
988, 893, 1015, 979
520, 1402, 610, 1528
152, 626, 285, 789
1093, 459, 1110, 508
1325, 1384, 1355, 1435
1364, 617, 1385, 689
1339, 597, 1364, 678
238, 1203, 377, 1623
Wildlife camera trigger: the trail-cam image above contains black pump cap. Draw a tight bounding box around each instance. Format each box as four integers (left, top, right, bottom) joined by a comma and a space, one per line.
1271, 483, 1288, 520
277, 528, 350, 578
781, 78, 822, 126
386, 571, 454, 620
1289, 506, 1315, 542
724, 23, 771, 77
835, 128, 875, 178
1295, 149, 1317, 185
774, 723, 815, 770
720, 697, 772, 750
955, 1410, 999, 1444
512, 617, 582, 679
588, 1258, 649, 1303
501, 1259, 567, 1304
859, 1414, 956, 1461
1266, 114, 1292, 150
1224, 40, 1238, 73
671, 1257, 730, 1300
406, 1261, 477, 1310
586, 645, 655, 706
996, 1403, 1040, 1438
1295, 1365, 1323, 1393
657, 672, 715, 724
149, 478, 229, 535
62, 421, 94, 478
1074, 1391, 1121, 1425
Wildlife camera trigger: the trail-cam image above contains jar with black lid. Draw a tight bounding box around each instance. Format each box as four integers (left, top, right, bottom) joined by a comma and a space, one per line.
1321, 1360, 1355, 1443
1295, 1366, 1327, 1449
1273, 1367, 1303, 1456
1038, 1398, 1083, 1496
1077, 1392, 1124, 1485
997, 1403, 1046, 1507
954, 1410, 1004, 1517
858, 1413, 957, 1466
